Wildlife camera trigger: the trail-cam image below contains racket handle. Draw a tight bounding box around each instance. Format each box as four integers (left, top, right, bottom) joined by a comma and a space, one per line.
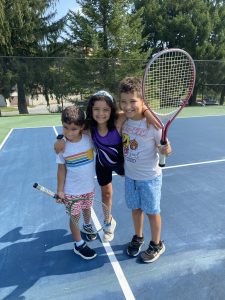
33, 182, 62, 201
158, 140, 167, 167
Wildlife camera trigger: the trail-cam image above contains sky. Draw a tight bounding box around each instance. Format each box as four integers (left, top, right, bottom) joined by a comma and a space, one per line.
55, 0, 80, 18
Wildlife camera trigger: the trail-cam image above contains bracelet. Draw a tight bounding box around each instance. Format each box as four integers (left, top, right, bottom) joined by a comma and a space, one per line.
142, 108, 149, 115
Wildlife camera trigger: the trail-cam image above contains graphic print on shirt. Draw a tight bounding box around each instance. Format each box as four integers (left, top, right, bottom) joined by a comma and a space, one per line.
122, 124, 148, 164
122, 133, 140, 163
65, 148, 94, 167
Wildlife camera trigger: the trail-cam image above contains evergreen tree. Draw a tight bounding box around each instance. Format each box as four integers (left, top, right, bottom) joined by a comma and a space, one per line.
134, 0, 225, 104
0, 0, 66, 113
65, 0, 148, 95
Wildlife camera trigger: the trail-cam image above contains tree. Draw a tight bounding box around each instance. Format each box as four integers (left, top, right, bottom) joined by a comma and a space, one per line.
134, 0, 225, 104
0, 0, 66, 113
65, 0, 148, 96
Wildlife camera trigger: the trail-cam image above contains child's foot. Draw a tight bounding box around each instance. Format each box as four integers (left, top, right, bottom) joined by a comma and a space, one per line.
83, 224, 97, 241
74, 242, 97, 260
140, 240, 165, 263
127, 235, 144, 257
103, 217, 116, 242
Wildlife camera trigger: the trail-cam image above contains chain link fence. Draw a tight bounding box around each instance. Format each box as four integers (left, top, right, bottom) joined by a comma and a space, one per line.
0, 57, 225, 115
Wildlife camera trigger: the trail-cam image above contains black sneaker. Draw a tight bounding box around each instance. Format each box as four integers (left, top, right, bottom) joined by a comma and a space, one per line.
140, 240, 165, 263
74, 242, 97, 260
83, 224, 97, 241
127, 235, 144, 257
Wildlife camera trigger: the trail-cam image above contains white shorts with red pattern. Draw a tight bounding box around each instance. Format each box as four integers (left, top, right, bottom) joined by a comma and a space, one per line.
64, 191, 94, 216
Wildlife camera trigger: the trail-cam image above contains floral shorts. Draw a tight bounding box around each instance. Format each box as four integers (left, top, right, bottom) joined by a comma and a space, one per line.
125, 175, 162, 214
64, 191, 94, 216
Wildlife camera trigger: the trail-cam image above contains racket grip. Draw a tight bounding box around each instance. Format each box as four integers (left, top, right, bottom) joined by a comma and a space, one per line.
158, 140, 167, 167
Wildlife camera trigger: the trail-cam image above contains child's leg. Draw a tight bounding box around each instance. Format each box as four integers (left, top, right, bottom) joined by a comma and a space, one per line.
101, 183, 112, 223
70, 215, 82, 241
140, 213, 164, 263
82, 208, 91, 225
147, 213, 161, 244
65, 195, 97, 260
95, 160, 113, 223
101, 183, 117, 242
132, 208, 144, 238
70, 215, 97, 260
80, 193, 97, 241
126, 208, 144, 257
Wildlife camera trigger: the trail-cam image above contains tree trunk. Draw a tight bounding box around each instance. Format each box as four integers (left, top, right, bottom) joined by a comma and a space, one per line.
219, 86, 225, 105
17, 79, 29, 114
188, 87, 198, 105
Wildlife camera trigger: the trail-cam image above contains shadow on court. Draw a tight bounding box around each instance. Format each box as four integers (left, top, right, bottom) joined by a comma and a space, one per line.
0, 227, 111, 300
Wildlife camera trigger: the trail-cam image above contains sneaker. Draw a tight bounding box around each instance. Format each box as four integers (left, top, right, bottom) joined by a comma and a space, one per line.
140, 240, 165, 263
74, 242, 97, 260
83, 224, 97, 241
103, 217, 116, 242
127, 235, 144, 257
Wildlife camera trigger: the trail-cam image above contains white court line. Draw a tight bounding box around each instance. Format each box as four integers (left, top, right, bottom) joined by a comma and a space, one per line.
0, 129, 13, 151
53, 126, 136, 300
111, 157, 225, 176
180, 114, 225, 119
163, 158, 225, 170
92, 210, 135, 300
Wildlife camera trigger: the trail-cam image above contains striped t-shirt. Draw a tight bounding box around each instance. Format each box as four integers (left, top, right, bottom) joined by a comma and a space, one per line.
56, 134, 95, 195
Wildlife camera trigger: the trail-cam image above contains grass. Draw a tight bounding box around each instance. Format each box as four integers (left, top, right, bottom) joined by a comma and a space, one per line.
0, 106, 18, 112
0, 105, 225, 144
0, 114, 61, 144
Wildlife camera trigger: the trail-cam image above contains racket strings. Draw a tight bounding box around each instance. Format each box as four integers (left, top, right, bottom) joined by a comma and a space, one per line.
144, 51, 194, 115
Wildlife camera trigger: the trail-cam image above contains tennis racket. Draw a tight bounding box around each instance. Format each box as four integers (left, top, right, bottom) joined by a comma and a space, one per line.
142, 48, 196, 167
33, 183, 110, 235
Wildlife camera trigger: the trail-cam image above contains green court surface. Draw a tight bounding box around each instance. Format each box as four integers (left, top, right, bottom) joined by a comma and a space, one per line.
0, 105, 225, 144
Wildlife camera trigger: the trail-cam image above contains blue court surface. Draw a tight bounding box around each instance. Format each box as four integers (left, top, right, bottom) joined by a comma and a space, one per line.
0, 115, 225, 300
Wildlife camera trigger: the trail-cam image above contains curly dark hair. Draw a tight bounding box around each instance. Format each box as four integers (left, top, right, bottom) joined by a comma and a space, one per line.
85, 94, 118, 131
61, 106, 85, 126
118, 77, 143, 98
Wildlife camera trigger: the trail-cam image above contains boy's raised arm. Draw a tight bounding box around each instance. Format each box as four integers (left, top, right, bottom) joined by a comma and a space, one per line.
143, 106, 162, 129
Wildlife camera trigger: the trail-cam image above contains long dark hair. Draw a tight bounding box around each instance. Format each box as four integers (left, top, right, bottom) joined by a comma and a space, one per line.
86, 94, 118, 131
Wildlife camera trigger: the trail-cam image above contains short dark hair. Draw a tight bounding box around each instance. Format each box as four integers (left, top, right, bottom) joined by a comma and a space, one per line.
86, 94, 118, 131
61, 106, 85, 126
119, 77, 143, 98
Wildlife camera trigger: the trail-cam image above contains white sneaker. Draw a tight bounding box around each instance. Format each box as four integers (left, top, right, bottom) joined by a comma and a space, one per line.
103, 217, 116, 242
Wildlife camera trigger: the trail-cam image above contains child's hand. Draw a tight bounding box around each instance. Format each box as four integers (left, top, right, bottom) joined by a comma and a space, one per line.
158, 140, 172, 156
56, 191, 65, 203
54, 140, 65, 154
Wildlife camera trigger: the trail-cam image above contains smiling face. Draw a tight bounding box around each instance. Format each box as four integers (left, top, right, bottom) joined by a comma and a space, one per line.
120, 91, 144, 120
62, 122, 84, 142
92, 100, 112, 126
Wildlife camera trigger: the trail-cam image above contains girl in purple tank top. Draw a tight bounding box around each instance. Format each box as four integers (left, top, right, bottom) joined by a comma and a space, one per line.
85, 91, 125, 242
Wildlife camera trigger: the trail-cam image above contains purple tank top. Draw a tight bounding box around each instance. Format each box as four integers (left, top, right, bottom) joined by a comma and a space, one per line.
92, 127, 124, 168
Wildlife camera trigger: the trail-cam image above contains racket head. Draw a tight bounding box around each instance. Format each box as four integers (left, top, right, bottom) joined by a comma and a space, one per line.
142, 48, 196, 117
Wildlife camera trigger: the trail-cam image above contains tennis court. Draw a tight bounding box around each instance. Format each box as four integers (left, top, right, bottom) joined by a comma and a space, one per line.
0, 114, 225, 300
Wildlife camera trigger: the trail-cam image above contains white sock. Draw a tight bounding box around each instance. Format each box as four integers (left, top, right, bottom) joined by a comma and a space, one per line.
83, 223, 91, 227
75, 240, 84, 247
